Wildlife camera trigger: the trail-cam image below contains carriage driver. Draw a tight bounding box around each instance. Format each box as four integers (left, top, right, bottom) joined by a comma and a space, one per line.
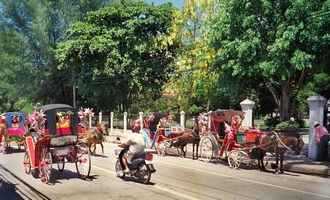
118, 131, 146, 173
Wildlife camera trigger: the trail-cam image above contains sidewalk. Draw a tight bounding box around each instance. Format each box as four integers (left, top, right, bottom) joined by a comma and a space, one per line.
281, 155, 329, 177
104, 129, 329, 177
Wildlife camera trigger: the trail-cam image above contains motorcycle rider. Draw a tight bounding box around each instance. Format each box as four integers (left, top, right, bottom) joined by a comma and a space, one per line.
118, 130, 147, 173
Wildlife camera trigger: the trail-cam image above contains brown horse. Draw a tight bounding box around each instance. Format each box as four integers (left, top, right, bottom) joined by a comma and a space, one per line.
85, 124, 105, 154
256, 131, 304, 173
168, 117, 200, 160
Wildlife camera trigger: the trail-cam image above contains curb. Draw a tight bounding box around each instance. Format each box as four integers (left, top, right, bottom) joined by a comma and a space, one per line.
283, 161, 330, 177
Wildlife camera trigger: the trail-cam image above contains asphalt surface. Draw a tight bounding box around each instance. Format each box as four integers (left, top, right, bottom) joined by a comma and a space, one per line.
0, 143, 329, 200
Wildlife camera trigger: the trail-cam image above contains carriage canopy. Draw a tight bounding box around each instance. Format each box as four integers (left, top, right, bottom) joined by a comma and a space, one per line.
41, 104, 78, 137
208, 109, 245, 123
5, 112, 26, 128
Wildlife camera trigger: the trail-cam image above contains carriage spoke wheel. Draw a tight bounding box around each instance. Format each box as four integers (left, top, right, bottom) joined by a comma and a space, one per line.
228, 151, 240, 169
23, 151, 31, 174
157, 141, 167, 156
57, 158, 65, 172
75, 143, 91, 179
39, 149, 52, 184
199, 137, 214, 162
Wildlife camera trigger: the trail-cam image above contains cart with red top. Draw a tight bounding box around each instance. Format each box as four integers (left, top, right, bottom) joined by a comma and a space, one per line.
155, 126, 187, 156
24, 104, 91, 183
2, 112, 27, 153
198, 110, 263, 168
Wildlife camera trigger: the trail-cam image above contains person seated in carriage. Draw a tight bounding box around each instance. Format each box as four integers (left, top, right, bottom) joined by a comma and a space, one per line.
163, 113, 180, 137
218, 115, 243, 157
12, 115, 20, 128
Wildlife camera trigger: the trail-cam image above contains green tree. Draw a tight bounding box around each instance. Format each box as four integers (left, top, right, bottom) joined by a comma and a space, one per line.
0, 0, 113, 107
208, 0, 330, 120
56, 1, 179, 111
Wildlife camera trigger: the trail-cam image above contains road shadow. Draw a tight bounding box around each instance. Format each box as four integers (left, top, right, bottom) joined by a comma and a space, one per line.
51, 169, 99, 184
2, 146, 25, 154
118, 176, 155, 185
0, 164, 51, 200
91, 153, 108, 158
0, 178, 24, 200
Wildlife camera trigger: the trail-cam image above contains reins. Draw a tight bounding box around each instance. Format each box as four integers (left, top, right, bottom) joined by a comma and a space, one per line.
272, 131, 295, 153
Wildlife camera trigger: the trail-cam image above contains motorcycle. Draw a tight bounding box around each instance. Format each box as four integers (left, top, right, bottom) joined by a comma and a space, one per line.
114, 147, 156, 184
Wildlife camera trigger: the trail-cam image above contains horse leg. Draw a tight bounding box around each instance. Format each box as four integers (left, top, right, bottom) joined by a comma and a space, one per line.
280, 152, 284, 174
181, 145, 186, 158
196, 142, 199, 160
88, 143, 92, 154
100, 142, 104, 154
92, 143, 96, 154
192, 143, 195, 160
275, 145, 279, 174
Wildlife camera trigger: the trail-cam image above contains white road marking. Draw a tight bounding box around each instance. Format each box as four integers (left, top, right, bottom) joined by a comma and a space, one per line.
158, 161, 330, 199
92, 165, 200, 200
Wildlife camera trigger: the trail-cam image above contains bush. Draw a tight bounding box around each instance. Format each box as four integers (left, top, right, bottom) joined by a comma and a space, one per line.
275, 120, 300, 131
264, 116, 280, 128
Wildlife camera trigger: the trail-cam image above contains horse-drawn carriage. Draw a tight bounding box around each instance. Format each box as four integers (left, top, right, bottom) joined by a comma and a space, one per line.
24, 104, 91, 183
0, 112, 27, 153
198, 109, 265, 168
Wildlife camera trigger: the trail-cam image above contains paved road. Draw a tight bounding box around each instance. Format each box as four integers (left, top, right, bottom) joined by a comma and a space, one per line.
0, 143, 329, 200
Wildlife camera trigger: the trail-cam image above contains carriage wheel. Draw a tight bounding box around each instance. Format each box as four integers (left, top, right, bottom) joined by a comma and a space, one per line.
23, 151, 31, 174
199, 137, 214, 162
57, 158, 65, 172
157, 141, 166, 156
228, 150, 246, 169
75, 143, 91, 179
39, 149, 52, 184
227, 151, 240, 169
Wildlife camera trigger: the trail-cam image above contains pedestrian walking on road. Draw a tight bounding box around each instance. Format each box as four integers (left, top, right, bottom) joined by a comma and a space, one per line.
314, 121, 330, 161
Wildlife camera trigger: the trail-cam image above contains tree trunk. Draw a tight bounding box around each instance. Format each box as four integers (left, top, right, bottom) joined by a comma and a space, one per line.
280, 81, 290, 121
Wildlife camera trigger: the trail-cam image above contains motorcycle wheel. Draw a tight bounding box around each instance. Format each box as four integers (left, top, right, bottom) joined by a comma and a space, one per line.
137, 163, 151, 184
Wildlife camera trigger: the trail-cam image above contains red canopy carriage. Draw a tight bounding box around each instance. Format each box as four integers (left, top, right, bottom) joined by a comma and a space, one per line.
23, 104, 91, 183
198, 109, 264, 168
1, 112, 27, 153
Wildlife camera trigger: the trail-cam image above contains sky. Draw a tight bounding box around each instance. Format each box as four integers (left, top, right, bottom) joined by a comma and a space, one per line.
144, 0, 184, 8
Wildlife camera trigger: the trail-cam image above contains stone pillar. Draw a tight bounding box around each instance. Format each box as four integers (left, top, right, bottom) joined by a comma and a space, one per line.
88, 114, 92, 128
240, 98, 255, 129
123, 112, 127, 133
139, 112, 143, 131
110, 112, 114, 133
180, 111, 185, 128
98, 111, 102, 125
308, 95, 327, 160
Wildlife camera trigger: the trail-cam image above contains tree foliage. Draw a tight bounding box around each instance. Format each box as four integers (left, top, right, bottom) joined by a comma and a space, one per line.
0, 0, 113, 109
56, 1, 179, 111
208, 0, 330, 120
